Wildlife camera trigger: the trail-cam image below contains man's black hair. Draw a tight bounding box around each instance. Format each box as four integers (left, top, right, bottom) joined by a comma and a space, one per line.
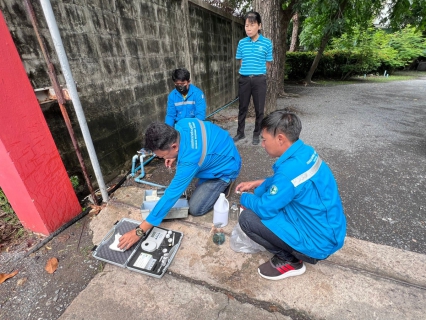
245, 11, 262, 34
261, 109, 302, 143
144, 122, 178, 151
172, 68, 190, 82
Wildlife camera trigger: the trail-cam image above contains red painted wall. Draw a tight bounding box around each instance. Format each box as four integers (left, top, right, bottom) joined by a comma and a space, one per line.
0, 12, 81, 235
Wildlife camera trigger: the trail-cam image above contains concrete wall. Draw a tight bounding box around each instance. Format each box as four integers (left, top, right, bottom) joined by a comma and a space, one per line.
0, 0, 244, 188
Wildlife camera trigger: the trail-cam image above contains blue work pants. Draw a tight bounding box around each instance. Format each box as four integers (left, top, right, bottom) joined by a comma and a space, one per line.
189, 179, 230, 216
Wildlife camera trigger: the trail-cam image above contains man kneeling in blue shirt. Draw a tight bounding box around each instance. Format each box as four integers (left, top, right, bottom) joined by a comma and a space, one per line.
236, 110, 346, 280
118, 118, 241, 250
165, 68, 207, 127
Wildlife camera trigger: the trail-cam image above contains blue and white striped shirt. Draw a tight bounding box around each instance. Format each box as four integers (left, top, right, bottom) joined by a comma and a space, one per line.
236, 34, 273, 76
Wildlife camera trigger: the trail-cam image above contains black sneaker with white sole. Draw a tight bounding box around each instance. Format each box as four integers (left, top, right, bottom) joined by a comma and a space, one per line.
258, 255, 306, 280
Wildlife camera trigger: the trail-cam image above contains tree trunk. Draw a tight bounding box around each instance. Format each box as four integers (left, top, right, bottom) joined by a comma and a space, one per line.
304, 32, 331, 84
304, 0, 349, 84
289, 12, 299, 52
253, 0, 295, 114
281, 2, 297, 94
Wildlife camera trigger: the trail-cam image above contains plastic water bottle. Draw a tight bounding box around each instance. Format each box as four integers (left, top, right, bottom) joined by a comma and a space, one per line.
213, 193, 229, 227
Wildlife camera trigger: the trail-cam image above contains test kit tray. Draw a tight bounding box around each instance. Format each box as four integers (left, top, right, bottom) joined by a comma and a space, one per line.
141, 189, 189, 220
92, 218, 183, 278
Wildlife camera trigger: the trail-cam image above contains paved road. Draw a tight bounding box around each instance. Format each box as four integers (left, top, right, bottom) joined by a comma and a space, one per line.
221, 77, 426, 255
278, 79, 426, 254
59, 77, 426, 320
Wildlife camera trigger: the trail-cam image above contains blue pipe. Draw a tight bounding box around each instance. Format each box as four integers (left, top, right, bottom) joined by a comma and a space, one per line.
131, 155, 155, 177
134, 178, 167, 189
206, 97, 238, 119
132, 154, 167, 188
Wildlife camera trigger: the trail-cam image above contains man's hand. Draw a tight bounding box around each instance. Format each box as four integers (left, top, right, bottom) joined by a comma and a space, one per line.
165, 158, 176, 168
118, 230, 140, 251
235, 179, 265, 193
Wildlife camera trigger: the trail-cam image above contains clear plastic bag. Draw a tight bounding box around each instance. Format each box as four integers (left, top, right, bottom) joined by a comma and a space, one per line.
230, 223, 266, 253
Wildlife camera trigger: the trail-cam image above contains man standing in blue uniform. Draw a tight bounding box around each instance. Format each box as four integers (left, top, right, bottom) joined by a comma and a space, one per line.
236, 110, 346, 280
118, 118, 241, 249
165, 68, 206, 126
233, 12, 273, 145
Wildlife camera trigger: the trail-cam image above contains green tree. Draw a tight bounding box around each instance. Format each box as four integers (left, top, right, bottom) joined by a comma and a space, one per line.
206, 0, 252, 17
387, 27, 426, 65
384, 0, 426, 33
298, 0, 383, 84
253, 0, 297, 113
330, 25, 426, 77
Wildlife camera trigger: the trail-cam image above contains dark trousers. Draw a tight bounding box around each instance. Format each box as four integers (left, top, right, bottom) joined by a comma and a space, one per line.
237, 75, 267, 137
239, 209, 320, 264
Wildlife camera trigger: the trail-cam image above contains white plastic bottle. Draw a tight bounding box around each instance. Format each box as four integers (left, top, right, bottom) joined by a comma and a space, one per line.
213, 193, 229, 227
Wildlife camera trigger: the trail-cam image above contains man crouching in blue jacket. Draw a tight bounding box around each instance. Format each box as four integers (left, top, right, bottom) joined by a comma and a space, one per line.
236, 110, 346, 280
118, 118, 241, 250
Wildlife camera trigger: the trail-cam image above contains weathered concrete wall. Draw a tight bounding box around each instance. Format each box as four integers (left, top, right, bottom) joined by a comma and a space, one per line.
0, 0, 244, 189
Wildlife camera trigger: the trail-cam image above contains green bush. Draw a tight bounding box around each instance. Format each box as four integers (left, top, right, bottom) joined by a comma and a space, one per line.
0, 188, 14, 215
70, 175, 79, 190
286, 50, 382, 80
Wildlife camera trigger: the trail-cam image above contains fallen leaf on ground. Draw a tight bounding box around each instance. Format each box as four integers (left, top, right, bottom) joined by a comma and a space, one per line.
0, 270, 18, 284
27, 239, 35, 247
89, 204, 105, 215
226, 293, 235, 300
17, 277, 27, 286
56, 234, 70, 243
45, 257, 59, 274
268, 305, 279, 312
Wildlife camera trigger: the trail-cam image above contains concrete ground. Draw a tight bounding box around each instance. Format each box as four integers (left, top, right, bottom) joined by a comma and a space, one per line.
60, 77, 426, 320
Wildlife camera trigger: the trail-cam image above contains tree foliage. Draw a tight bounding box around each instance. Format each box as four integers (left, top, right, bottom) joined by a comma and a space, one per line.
331, 26, 426, 69
206, 0, 252, 17
286, 25, 426, 80
383, 0, 426, 33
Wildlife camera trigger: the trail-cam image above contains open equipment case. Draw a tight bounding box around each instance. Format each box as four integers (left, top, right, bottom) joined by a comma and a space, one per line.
92, 218, 183, 278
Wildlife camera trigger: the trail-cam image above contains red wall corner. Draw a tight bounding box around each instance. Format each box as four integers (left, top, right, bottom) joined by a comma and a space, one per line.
0, 11, 81, 235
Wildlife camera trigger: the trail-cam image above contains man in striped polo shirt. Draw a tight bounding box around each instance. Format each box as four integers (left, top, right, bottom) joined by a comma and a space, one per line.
234, 12, 273, 145
165, 68, 207, 127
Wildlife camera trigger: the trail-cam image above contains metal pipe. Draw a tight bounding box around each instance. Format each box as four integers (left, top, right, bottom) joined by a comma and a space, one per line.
39, 0, 108, 202
24, 0, 98, 205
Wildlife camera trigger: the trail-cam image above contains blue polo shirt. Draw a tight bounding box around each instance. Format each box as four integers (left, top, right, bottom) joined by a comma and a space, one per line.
165, 84, 206, 126
146, 119, 241, 226
236, 34, 273, 76
241, 139, 346, 259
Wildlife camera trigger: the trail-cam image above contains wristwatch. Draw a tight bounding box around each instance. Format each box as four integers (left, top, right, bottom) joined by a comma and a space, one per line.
135, 226, 146, 238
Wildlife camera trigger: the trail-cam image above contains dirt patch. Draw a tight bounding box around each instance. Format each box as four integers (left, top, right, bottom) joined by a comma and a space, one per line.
0, 212, 103, 320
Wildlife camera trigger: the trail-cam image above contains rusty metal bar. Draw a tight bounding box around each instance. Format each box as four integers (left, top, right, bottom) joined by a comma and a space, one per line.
24, 0, 99, 204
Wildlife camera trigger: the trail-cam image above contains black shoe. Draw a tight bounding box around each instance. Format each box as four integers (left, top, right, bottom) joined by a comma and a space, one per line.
258, 255, 306, 280
233, 134, 245, 142
252, 135, 260, 145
